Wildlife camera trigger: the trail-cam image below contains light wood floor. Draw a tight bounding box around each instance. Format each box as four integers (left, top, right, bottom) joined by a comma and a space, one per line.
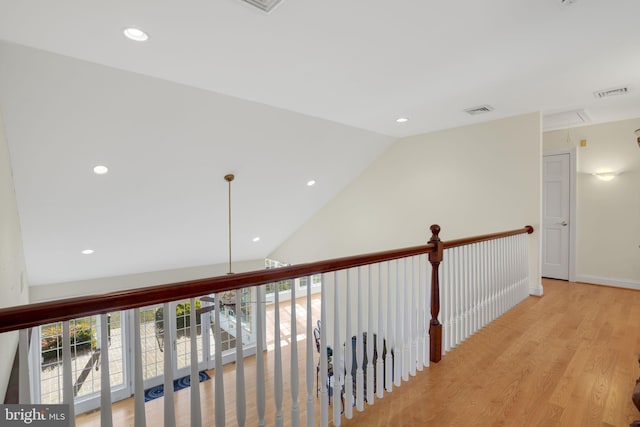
77, 280, 640, 426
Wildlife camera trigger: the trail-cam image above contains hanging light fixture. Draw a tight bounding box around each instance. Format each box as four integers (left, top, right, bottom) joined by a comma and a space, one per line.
197, 173, 237, 315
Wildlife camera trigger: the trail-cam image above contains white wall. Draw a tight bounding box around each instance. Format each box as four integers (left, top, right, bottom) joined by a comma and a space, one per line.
30, 259, 264, 302
271, 112, 543, 291
0, 110, 30, 401
544, 117, 640, 289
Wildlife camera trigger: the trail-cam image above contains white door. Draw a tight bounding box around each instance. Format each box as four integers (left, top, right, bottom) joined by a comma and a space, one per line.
542, 153, 571, 279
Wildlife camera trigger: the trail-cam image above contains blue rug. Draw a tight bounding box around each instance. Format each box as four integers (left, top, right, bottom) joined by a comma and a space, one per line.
144, 371, 211, 402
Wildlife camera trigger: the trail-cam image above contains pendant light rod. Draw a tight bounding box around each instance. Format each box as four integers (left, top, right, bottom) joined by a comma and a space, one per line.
224, 174, 235, 275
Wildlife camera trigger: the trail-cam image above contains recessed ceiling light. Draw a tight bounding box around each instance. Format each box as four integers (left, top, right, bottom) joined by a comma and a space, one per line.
307, 180, 316, 187
93, 165, 109, 175
396, 117, 409, 123
123, 27, 149, 42
81, 249, 95, 255
252, 237, 261, 242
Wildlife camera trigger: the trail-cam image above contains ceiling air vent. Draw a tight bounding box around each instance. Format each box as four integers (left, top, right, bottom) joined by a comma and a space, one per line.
239, 0, 283, 12
464, 105, 494, 116
594, 86, 629, 99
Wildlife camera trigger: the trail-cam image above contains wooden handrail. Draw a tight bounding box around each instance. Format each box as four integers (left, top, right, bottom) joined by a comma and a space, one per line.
0, 242, 436, 334
443, 225, 534, 249
0, 224, 534, 335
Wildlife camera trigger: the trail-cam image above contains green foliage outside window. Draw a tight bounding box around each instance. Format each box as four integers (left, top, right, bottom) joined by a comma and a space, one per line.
154, 300, 202, 331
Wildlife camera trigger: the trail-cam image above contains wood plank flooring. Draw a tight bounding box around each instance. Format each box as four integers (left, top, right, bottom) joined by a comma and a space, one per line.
342, 279, 640, 427
76, 279, 640, 426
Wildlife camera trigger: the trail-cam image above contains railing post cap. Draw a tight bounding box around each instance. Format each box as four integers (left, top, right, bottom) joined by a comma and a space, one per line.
429, 224, 441, 242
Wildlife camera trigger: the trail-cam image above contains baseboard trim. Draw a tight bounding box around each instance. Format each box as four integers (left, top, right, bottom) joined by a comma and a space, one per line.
529, 278, 544, 297
575, 275, 640, 291
529, 283, 544, 296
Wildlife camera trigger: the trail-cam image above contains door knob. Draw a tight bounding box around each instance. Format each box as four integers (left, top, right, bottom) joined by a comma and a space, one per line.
560, 221, 568, 226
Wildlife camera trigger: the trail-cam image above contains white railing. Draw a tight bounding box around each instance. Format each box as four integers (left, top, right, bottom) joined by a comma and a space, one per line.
440, 232, 530, 354
5, 225, 534, 426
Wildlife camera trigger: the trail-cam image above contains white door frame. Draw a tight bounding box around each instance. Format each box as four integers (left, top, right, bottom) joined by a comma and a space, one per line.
543, 148, 577, 282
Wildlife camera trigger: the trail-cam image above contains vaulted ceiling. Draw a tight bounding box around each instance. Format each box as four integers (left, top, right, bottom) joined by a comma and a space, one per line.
1, 0, 639, 285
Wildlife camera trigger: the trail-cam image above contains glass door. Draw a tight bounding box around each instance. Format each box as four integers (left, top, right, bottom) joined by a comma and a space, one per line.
265, 258, 322, 304
207, 289, 257, 366
36, 312, 129, 414
137, 305, 165, 389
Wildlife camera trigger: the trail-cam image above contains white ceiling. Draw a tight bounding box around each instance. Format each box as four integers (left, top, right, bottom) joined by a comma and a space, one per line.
1, 0, 640, 286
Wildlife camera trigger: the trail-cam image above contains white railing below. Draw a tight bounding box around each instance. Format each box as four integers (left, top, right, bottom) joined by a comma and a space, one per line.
11, 225, 534, 426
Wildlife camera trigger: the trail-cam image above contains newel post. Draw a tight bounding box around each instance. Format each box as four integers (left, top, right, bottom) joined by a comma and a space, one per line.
428, 224, 444, 363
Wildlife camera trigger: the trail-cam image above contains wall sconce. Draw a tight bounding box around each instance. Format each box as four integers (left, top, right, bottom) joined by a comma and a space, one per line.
593, 172, 617, 181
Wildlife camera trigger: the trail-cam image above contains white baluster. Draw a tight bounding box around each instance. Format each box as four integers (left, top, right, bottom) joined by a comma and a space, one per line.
518, 235, 524, 297
504, 239, 509, 307
522, 234, 529, 298
485, 242, 490, 322
448, 248, 455, 348
480, 242, 487, 329
501, 238, 507, 315
519, 235, 525, 301
190, 299, 202, 427
100, 313, 113, 427
463, 244, 470, 341
402, 259, 409, 382
467, 244, 478, 335
306, 278, 315, 427
524, 233, 531, 295
492, 240, 498, 322
442, 249, 450, 352
274, 284, 284, 427
62, 321, 76, 427
516, 234, 529, 299
19, 329, 30, 404
163, 303, 175, 427
385, 262, 393, 392
290, 281, 300, 427
497, 239, 503, 317
320, 275, 329, 427
356, 267, 364, 411
460, 246, 466, 342
505, 238, 511, 307
467, 245, 474, 337
235, 291, 246, 427
213, 294, 225, 427
367, 264, 375, 404
516, 236, 522, 300
515, 235, 521, 295
417, 256, 425, 368
479, 242, 485, 329
409, 257, 417, 377
394, 259, 402, 388
256, 286, 266, 427
511, 236, 516, 304
497, 239, 506, 317
425, 256, 431, 367
344, 272, 353, 419
133, 309, 146, 427
376, 263, 384, 398
333, 271, 342, 426
505, 237, 514, 310
454, 247, 461, 348
472, 243, 480, 333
